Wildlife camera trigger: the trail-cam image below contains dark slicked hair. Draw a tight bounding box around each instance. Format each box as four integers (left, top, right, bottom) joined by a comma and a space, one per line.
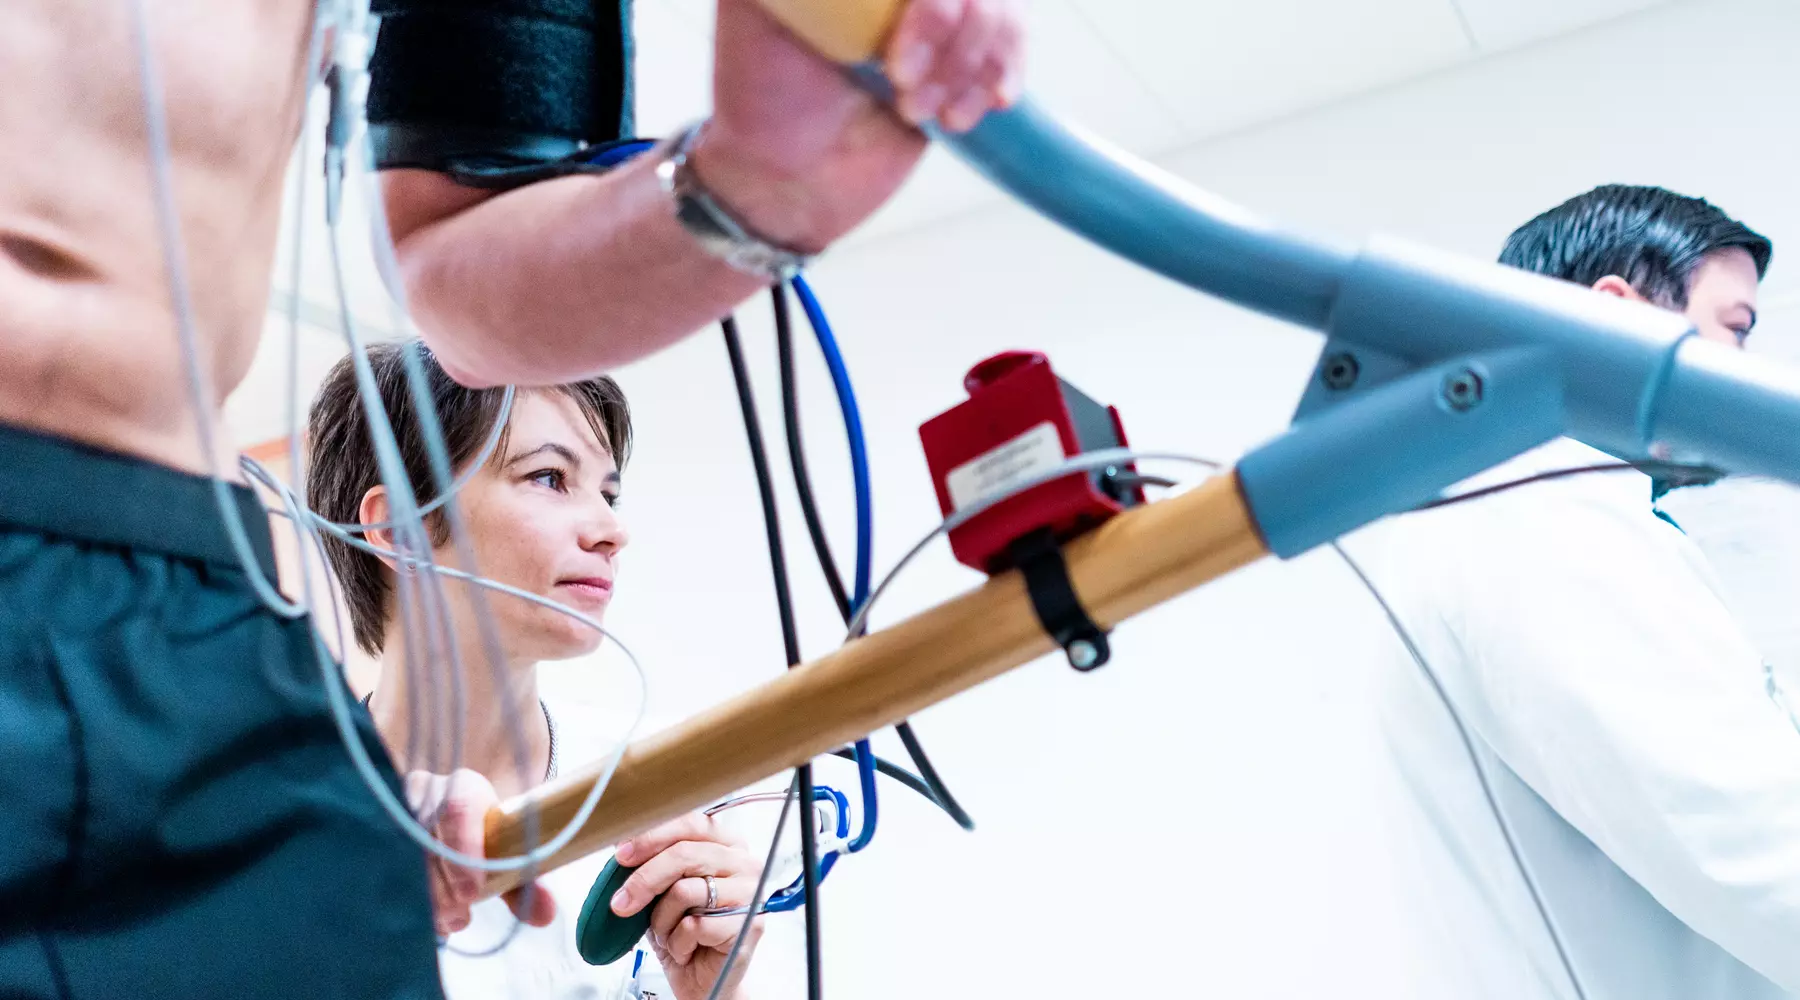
1500, 184, 1772, 307
306, 342, 632, 655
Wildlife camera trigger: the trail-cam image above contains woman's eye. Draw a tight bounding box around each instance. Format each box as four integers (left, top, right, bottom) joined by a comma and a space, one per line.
603, 492, 622, 510
528, 469, 567, 491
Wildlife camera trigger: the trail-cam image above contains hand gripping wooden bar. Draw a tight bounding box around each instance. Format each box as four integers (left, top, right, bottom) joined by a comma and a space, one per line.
482, 472, 1268, 897
755, 0, 906, 64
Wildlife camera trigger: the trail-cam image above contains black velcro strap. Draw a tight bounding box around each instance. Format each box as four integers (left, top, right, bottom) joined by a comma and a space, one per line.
368, 0, 634, 178
373, 133, 650, 189
1009, 528, 1111, 672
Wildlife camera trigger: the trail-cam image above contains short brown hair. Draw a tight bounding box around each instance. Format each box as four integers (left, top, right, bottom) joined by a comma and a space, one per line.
306, 342, 632, 655
1500, 184, 1772, 308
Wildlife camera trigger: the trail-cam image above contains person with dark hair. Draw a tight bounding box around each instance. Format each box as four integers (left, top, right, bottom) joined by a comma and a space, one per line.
1500, 184, 1770, 345
307, 344, 768, 1000
1363, 185, 1800, 999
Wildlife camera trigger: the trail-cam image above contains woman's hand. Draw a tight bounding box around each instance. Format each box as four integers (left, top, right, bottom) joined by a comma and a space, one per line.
609, 812, 767, 1000
406, 768, 557, 938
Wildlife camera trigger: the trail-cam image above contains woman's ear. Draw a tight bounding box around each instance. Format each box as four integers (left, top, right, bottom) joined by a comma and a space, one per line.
359, 486, 399, 569
1591, 275, 1646, 302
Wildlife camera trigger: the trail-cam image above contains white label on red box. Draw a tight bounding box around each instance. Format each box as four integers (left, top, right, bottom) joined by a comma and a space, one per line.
945, 421, 1068, 513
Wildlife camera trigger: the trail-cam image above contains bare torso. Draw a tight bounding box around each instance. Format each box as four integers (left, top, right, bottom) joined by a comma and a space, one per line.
0, 0, 312, 474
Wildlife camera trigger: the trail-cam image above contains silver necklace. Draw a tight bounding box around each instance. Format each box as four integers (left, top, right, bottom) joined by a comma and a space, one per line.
542, 698, 558, 781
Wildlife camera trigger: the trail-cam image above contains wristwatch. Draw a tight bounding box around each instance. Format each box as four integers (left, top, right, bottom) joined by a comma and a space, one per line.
656, 121, 813, 283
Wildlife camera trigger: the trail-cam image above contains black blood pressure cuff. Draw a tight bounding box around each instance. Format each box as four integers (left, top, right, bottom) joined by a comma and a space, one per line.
367, 0, 638, 188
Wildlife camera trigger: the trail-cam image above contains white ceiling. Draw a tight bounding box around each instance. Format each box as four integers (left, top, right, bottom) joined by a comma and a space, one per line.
629, 0, 1680, 242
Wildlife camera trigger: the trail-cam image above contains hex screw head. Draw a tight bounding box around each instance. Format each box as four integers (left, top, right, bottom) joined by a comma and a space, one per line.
1321, 352, 1360, 391
1067, 639, 1100, 670
1442, 369, 1484, 412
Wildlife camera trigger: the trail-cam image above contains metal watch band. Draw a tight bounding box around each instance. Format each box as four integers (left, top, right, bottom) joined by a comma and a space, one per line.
655, 121, 813, 283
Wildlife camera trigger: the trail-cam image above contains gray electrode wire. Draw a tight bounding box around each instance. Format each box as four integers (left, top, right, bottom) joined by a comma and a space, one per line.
300, 3, 617, 872
323, 11, 543, 842
285, 8, 328, 530
395, 530, 458, 777
249, 459, 354, 662
697, 778, 803, 1000
843, 450, 1224, 642
248, 457, 652, 872
321, 147, 474, 797
316, 10, 461, 797
1331, 542, 1589, 1000
128, 0, 307, 622
252, 458, 527, 962
142, 0, 634, 875
145, 0, 478, 857
284, 0, 516, 549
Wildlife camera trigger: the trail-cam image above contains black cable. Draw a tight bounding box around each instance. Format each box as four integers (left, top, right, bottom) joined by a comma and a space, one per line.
773, 282, 855, 624
722, 316, 824, 1000
1110, 471, 1178, 491
890, 724, 975, 830
772, 283, 978, 833
828, 747, 943, 809
1417, 460, 1721, 511
703, 774, 800, 1000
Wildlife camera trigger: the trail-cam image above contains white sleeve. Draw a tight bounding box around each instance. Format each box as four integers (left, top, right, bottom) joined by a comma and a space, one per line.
1405, 494, 1800, 990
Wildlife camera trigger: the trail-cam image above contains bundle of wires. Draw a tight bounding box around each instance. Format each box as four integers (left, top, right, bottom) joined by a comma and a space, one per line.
578, 134, 976, 997
713, 277, 979, 1000
133, 0, 647, 880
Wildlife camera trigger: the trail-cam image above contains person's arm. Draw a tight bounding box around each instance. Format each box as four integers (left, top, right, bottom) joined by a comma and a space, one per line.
383, 151, 774, 388
385, 0, 1025, 388
1405, 489, 1800, 989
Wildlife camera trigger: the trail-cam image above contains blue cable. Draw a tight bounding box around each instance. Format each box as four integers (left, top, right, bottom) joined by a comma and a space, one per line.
790, 277, 873, 606
760, 784, 851, 913
562, 132, 885, 860
791, 275, 880, 854
584, 139, 657, 169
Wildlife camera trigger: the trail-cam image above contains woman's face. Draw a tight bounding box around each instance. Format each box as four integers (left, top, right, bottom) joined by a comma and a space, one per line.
429, 390, 629, 663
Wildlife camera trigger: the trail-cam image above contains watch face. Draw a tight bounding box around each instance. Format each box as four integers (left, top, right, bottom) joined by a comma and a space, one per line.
669, 152, 806, 280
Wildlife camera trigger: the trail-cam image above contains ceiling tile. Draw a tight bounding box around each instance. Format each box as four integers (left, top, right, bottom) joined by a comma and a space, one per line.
1451, 0, 1675, 51
1067, 0, 1472, 141
1017, 0, 1189, 152
848, 0, 1187, 242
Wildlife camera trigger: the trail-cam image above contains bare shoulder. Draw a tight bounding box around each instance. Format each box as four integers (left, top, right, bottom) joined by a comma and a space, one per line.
0, 0, 314, 473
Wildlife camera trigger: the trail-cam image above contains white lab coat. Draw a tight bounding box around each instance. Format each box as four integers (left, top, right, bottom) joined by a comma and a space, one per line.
1358, 438, 1800, 999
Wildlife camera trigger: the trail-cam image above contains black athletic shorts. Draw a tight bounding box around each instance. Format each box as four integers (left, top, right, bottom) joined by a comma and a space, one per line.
0, 422, 445, 1000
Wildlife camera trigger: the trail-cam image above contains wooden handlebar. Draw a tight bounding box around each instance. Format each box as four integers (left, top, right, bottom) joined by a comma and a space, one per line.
482, 471, 1268, 898
755, 0, 906, 64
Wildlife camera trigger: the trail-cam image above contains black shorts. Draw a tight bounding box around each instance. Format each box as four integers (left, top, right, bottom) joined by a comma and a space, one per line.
0, 423, 445, 1000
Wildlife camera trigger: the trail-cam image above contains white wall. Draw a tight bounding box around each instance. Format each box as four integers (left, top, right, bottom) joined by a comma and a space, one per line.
233, 0, 1800, 995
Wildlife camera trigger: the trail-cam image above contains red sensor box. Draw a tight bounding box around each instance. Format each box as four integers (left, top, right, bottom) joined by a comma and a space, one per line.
919, 351, 1143, 575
